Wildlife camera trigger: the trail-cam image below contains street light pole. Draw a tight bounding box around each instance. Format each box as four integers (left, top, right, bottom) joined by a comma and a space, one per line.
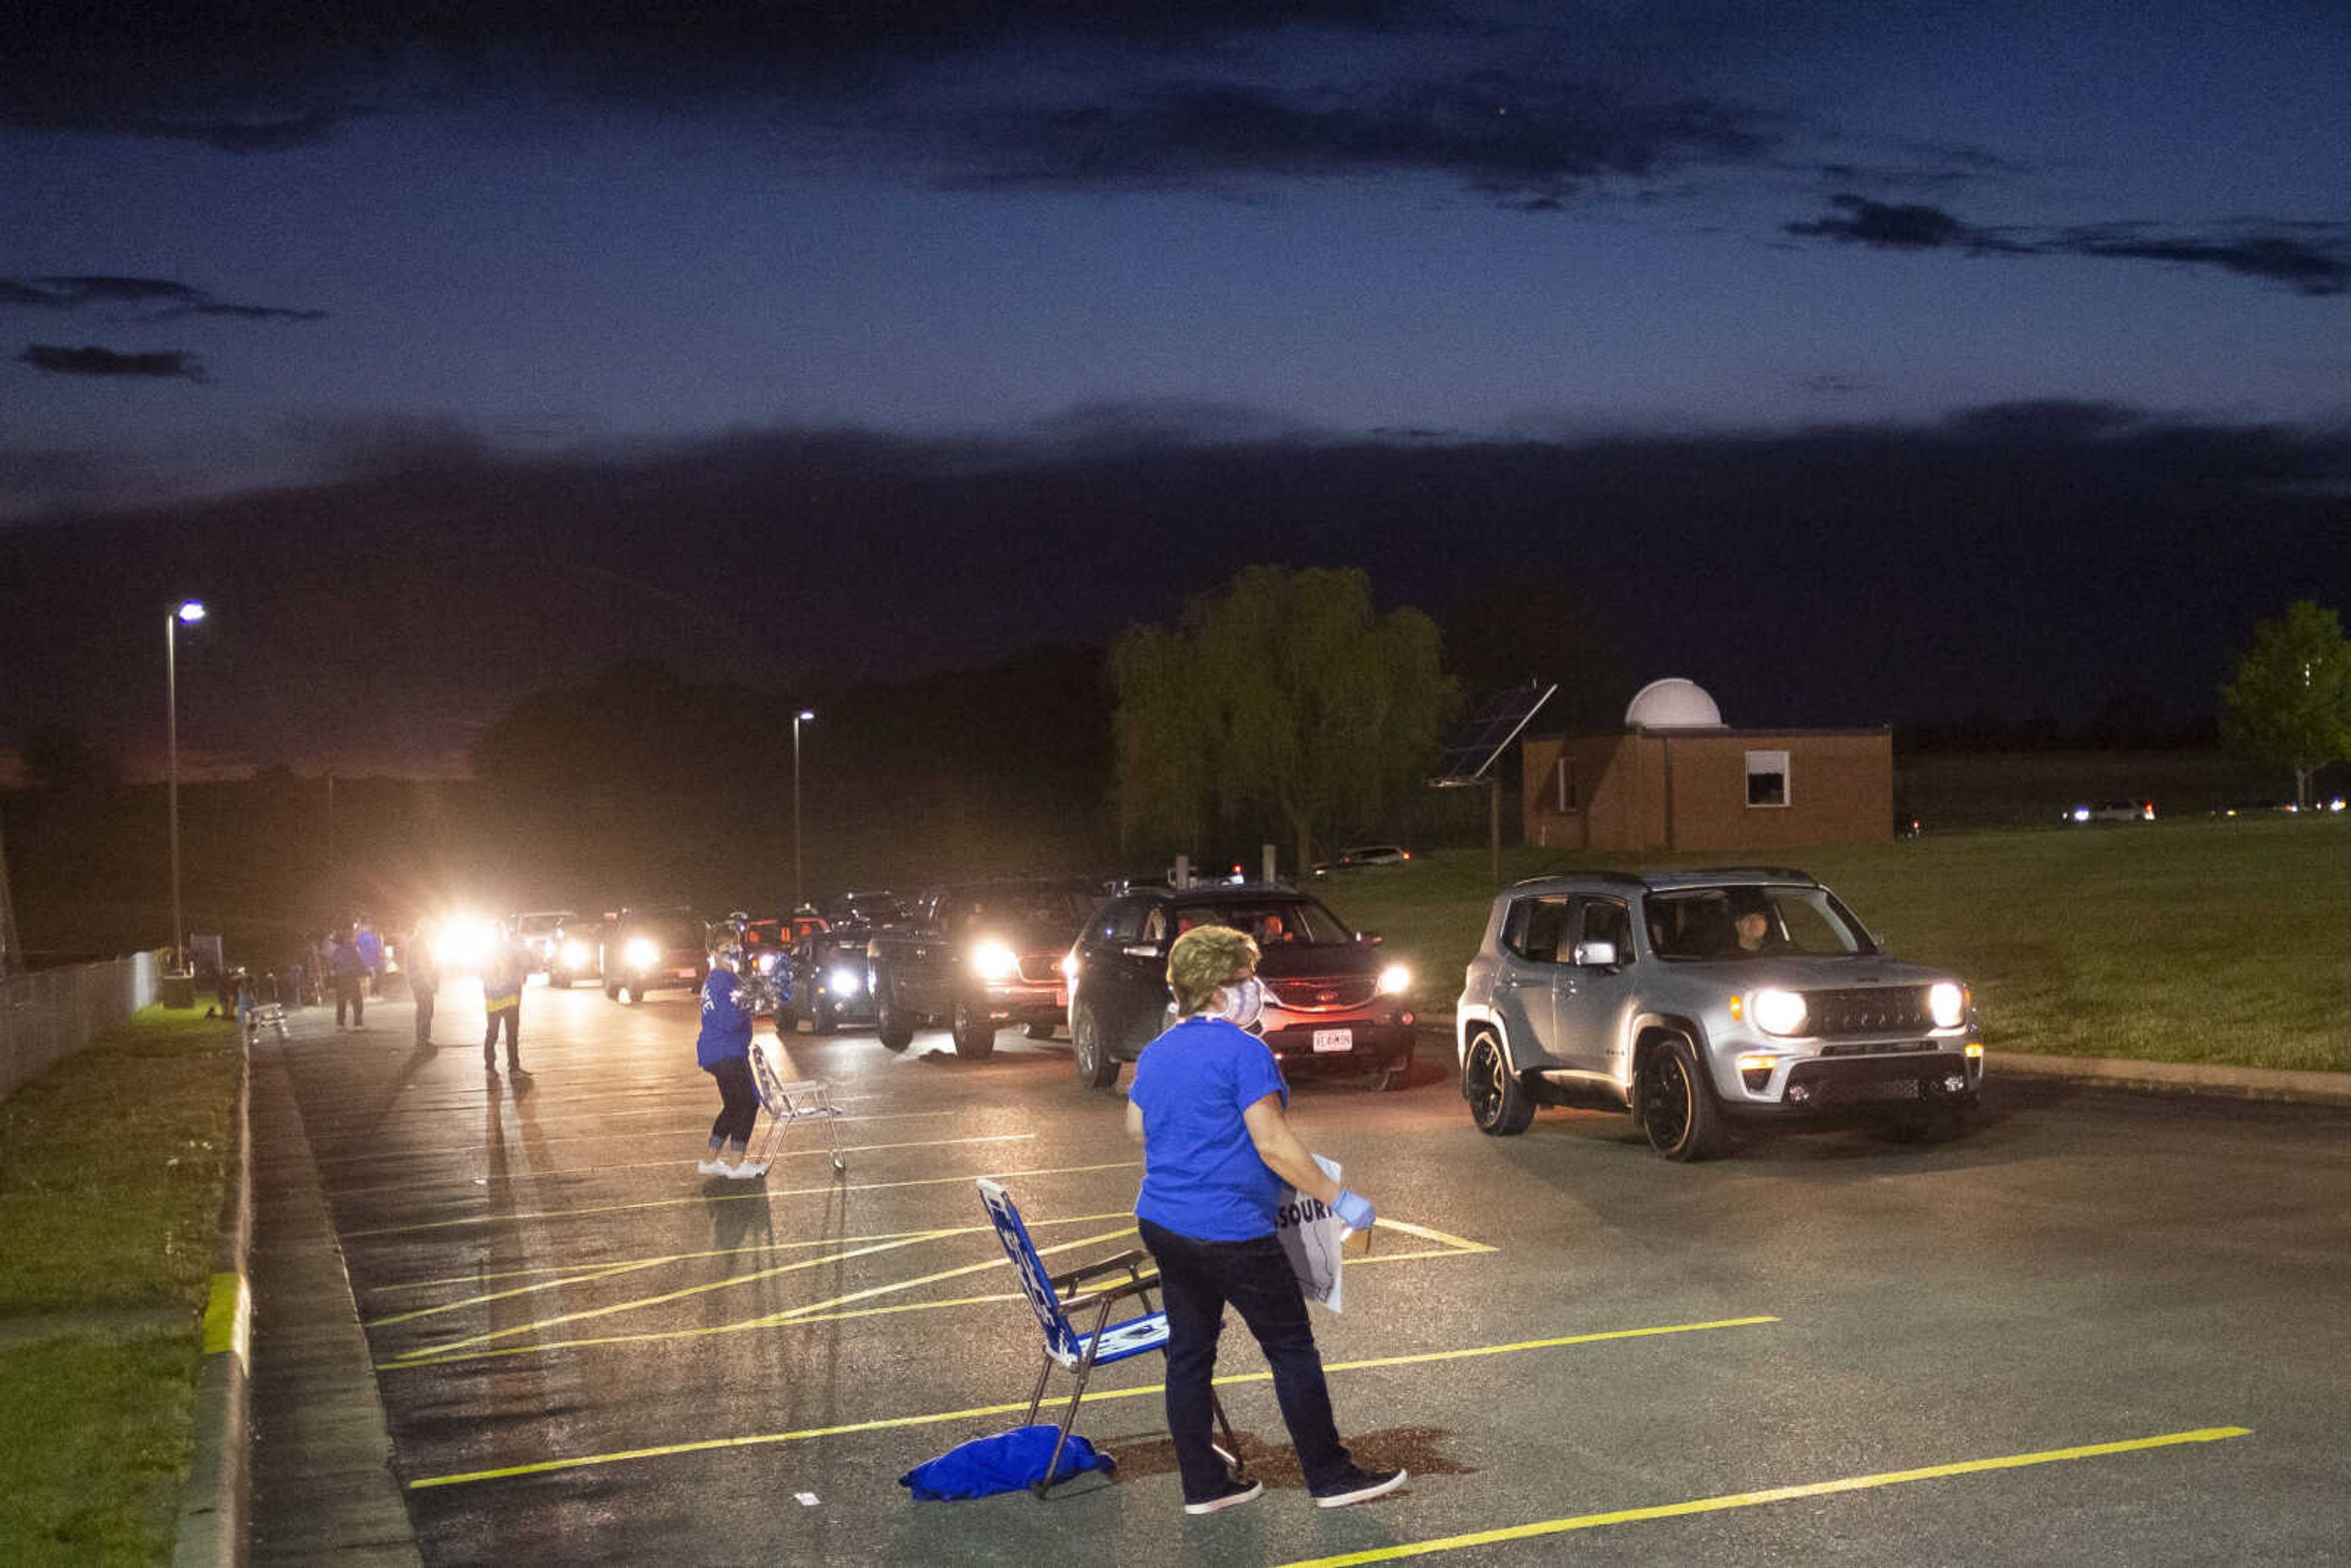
167, 600, 206, 969
792, 710, 815, 911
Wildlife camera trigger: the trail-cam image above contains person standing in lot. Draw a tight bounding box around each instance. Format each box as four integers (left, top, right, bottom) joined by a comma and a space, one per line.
1125, 923, 1404, 1515
693, 933, 768, 1179
329, 926, 368, 1029
481, 929, 525, 1075
408, 921, 440, 1048
354, 915, 386, 996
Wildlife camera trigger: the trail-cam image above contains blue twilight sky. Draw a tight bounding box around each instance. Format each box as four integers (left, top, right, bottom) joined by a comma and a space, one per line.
2, 1, 2349, 775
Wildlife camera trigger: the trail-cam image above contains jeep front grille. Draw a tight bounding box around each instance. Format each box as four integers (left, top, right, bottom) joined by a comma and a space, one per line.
1018, 953, 1062, 985
1267, 976, 1376, 1011
1802, 986, 1933, 1036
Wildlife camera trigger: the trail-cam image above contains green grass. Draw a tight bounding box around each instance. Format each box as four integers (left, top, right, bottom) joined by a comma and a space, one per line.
1316, 814, 2351, 1073
0, 1334, 201, 1566
0, 1005, 239, 1568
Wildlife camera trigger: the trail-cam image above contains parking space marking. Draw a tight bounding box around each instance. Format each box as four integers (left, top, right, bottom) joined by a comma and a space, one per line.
373, 1214, 1498, 1365
1267, 1427, 2253, 1568
340, 1144, 1109, 1239
404, 1315, 1778, 1490
315, 1105, 951, 1168
332, 1130, 1024, 1199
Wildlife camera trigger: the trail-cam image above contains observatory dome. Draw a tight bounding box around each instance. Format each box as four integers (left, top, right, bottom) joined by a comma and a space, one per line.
1624, 678, 1724, 730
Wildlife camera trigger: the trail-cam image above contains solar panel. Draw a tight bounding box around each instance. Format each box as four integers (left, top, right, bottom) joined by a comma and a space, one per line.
1431, 681, 1556, 785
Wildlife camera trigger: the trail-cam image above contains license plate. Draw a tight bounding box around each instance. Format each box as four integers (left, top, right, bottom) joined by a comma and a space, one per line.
1054, 986, 1068, 1008
1311, 1028, 1354, 1053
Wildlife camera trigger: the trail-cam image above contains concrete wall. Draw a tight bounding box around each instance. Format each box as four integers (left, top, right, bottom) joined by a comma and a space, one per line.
1526, 729, 1892, 852
0, 951, 160, 1103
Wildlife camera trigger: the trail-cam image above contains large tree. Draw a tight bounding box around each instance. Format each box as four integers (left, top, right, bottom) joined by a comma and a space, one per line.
2219, 601, 2351, 809
1111, 566, 1459, 870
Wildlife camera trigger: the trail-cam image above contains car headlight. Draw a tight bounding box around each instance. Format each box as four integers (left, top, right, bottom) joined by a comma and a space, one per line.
972, 940, 1019, 982
1749, 988, 1809, 1036
826, 967, 861, 999
623, 936, 659, 968
756, 951, 779, 974
560, 939, 590, 967
1929, 981, 1968, 1029
1376, 964, 1411, 995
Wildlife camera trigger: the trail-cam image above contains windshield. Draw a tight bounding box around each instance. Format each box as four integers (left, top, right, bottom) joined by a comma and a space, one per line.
1646, 886, 1875, 960
1169, 898, 1354, 947
944, 887, 1095, 939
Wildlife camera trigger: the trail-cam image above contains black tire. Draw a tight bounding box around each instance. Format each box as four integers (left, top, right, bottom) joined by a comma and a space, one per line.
809, 998, 835, 1036
1025, 1019, 1057, 1041
874, 984, 914, 1051
1636, 1034, 1729, 1162
604, 982, 620, 1000
1463, 1032, 1533, 1135
550, 976, 571, 991
1071, 1000, 1120, 1089
625, 985, 643, 1005
1373, 1052, 1412, 1092
951, 995, 997, 1060
776, 1003, 800, 1035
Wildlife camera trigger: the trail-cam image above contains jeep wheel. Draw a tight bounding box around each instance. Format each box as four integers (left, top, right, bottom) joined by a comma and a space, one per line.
1637, 1035, 1728, 1161
1025, 1020, 1058, 1041
604, 982, 620, 1000
1463, 1033, 1533, 1135
951, 996, 997, 1060
874, 987, 913, 1052
1071, 1000, 1120, 1089
625, 985, 644, 1005
809, 999, 835, 1036
1373, 1052, 1412, 1092
550, 976, 571, 990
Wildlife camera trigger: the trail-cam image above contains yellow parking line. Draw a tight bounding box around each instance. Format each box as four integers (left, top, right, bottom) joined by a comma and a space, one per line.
316, 1108, 954, 1168
1270, 1427, 2254, 1568
342, 1146, 1123, 1239
405, 1315, 1777, 1489
334, 1131, 1026, 1200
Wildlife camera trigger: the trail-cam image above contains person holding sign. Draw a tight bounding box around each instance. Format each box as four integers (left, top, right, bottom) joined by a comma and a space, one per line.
1125, 923, 1406, 1516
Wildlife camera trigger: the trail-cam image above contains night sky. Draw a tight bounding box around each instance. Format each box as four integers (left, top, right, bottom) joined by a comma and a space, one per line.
4, 2, 2347, 779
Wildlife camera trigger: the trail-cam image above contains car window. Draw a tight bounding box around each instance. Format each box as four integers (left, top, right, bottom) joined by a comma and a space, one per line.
1502, 894, 1569, 963
1648, 887, 1870, 959
1173, 898, 1352, 945
1578, 898, 1632, 958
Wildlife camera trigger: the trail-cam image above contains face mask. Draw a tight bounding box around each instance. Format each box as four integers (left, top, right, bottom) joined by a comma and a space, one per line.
1219, 976, 1265, 1032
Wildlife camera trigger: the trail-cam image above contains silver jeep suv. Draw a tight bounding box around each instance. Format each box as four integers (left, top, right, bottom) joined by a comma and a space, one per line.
1455, 868, 1981, 1160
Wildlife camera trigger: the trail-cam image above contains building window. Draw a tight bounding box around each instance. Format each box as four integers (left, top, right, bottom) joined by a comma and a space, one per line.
1745, 749, 1790, 808
1551, 754, 1579, 811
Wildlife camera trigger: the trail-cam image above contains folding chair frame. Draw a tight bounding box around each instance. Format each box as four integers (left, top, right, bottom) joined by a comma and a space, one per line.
748, 1035, 846, 1173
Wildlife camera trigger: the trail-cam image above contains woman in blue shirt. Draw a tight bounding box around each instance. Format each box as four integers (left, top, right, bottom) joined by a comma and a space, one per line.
695, 936, 768, 1179
1127, 924, 1406, 1515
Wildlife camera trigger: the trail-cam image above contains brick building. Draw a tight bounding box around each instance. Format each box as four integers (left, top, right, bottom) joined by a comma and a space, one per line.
1523, 678, 1892, 852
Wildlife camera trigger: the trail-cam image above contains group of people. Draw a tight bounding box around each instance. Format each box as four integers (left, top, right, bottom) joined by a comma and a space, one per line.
688, 916, 1405, 1514
317, 918, 386, 1029
402, 917, 528, 1073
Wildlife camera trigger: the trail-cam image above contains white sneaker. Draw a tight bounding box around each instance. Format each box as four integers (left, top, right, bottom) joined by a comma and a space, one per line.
697, 1159, 732, 1176
726, 1160, 770, 1179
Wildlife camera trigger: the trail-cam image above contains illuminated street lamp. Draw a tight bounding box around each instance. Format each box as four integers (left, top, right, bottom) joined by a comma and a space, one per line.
167, 600, 206, 970
793, 710, 815, 912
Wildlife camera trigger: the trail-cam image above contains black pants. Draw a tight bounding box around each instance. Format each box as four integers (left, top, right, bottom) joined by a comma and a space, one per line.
483, 1005, 519, 1065
414, 985, 436, 1045
1137, 1216, 1352, 1502
707, 1055, 758, 1150
334, 972, 365, 1026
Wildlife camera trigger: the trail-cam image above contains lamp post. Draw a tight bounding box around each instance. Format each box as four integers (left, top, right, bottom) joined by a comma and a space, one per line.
792, 710, 814, 911
167, 600, 206, 970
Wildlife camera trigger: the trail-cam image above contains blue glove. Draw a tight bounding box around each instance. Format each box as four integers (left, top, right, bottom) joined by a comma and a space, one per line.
1332, 1188, 1375, 1232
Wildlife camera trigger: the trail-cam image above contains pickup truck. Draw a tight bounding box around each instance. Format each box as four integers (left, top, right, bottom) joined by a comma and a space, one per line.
865, 878, 1099, 1057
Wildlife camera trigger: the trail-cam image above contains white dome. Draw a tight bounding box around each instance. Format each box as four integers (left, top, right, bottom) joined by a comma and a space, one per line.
1624, 677, 1724, 730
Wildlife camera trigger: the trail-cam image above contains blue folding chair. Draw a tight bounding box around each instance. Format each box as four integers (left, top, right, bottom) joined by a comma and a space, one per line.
977, 1179, 1244, 1498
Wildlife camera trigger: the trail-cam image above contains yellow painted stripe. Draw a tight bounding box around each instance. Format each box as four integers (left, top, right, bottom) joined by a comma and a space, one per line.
343, 1152, 1129, 1239
403, 1316, 1774, 1487
1270, 1427, 2254, 1568
201, 1271, 250, 1361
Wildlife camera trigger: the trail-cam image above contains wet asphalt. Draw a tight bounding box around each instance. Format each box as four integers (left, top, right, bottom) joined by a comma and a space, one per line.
269, 979, 2351, 1566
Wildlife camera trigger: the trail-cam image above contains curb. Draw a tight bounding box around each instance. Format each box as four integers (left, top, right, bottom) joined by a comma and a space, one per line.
1414, 1018, 2351, 1108
173, 1028, 253, 1568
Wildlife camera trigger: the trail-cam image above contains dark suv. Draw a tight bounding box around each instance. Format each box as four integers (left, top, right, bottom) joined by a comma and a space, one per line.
866, 878, 1100, 1057
602, 905, 709, 1003
778, 923, 878, 1035
1065, 882, 1417, 1092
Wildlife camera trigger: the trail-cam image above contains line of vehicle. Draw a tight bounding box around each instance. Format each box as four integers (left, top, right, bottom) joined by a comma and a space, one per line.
402, 1315, 1779, 1489
1267, 1427, 2254, 1568
340, 1141, 1095, 1239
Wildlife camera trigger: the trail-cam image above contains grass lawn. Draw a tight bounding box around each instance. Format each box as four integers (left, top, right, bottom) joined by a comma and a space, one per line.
0, 1004, 239, 1567
1315, 814, 2351, 1073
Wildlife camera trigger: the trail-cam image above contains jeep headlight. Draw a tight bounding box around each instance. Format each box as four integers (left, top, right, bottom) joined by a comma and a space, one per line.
826, 966, 861, 999
1749, 988, 1809, 1037
560, 939, 590, 967
1376, 964, 1411, 995
1929, 981, 1967, 1029
972, 940, 1019, 982
623, 936, 659, 969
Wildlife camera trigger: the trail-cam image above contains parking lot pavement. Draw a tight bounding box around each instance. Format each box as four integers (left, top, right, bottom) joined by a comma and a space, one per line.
258, 980, 2351, 1565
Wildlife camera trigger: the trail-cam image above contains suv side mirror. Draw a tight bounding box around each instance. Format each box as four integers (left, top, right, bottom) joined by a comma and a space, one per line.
1121, 943, 1164, 959
1355, 931, 1384, 945
1575, 939, 1618, 968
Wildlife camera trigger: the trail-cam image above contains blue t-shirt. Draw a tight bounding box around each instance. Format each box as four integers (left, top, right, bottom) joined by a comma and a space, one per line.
697, 968, 753, 1068
1130, 1016, 1291, 1242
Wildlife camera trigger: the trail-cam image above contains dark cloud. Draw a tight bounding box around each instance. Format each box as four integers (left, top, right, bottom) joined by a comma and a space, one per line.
1, 276, 324, 322
17, 344, 208, 381
955, 74, 1774, 203
1787, 197, 2351, 296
